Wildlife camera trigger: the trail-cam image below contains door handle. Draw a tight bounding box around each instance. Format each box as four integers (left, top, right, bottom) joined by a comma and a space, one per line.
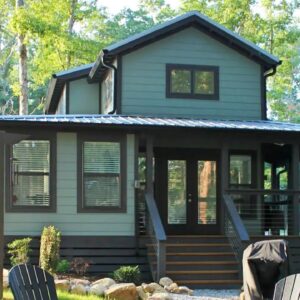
188, 193, 192, 203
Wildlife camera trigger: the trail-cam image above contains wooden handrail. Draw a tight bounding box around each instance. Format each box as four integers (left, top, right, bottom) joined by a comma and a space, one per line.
145, 193, 167, 241
223, 194, 250, 242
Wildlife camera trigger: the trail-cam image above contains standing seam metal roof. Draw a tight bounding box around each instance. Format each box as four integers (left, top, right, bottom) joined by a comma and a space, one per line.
0, 115, 299, 132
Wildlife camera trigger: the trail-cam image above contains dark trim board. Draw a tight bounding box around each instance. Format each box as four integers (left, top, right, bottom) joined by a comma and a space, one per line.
4, 236, 151, 280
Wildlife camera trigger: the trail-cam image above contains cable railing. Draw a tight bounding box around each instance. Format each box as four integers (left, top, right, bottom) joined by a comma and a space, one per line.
226, 189, 300, 237
223, 194, 250, 278
145, 192, 166, 282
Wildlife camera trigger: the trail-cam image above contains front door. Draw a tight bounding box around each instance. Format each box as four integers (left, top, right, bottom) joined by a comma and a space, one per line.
155, 149, 220, 235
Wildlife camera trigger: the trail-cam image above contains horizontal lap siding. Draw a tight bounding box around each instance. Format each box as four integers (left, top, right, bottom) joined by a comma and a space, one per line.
69, 78, 99, 114
122, 27, 261, 120
4, 133, 135, 236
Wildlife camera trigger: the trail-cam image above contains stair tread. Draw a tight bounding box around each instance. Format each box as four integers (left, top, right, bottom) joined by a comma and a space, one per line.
149, 252, 235, 256
166, 270, 239, 274
147, 243, 230, 247
176, 279, 242, 284
153, 261, 238, 265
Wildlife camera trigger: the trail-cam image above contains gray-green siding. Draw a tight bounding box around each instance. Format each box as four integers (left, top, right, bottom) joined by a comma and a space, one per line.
121, 27, 262, 120
4, 133, 135, 236
69, 78, 99, 114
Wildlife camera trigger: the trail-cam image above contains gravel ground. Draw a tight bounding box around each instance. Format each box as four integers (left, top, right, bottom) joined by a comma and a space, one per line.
171, 289, 240, 300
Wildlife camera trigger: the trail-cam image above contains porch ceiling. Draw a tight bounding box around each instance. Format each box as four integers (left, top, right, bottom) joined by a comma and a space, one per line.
0, 115, 299, 133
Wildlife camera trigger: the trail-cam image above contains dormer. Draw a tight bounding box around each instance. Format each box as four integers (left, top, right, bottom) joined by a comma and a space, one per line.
45, 11, 280, 120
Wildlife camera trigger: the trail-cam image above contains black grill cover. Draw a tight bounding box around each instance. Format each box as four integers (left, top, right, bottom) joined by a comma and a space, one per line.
243, 240, 288, 300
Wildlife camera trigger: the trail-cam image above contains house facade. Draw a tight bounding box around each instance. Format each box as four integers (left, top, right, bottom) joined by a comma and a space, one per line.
1, 11, 300, 288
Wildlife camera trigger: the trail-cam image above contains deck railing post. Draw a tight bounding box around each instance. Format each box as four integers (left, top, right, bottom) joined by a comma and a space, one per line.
292, 144, 300, 235
157, 240, 166, 281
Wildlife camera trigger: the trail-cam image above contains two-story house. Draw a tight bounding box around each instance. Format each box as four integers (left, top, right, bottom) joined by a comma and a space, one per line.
1, 11, 300, 288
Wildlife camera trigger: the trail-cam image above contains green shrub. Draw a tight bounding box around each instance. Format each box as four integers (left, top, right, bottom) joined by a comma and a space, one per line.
56, 259, 70, 274
39, 225, 61, 274
113, 265, 140, 284
7, 237, 32, 266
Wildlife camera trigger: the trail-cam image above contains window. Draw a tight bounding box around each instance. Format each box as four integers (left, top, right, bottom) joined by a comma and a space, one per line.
6, 138, 56, 212
78, 135, 126, 212
166, 64, 219, 100
230, 154, 253, 185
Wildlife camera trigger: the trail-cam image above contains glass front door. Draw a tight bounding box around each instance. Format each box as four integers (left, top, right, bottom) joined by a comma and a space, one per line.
155, 150, 220, 234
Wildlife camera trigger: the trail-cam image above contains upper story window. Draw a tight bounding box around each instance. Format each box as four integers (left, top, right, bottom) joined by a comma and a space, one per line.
6, 137, 56, 212
78, 134, 126, 213
166, 64, 219, 100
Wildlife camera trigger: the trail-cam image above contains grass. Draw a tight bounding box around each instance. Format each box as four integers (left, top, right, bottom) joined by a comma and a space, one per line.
3, 288, 105, 300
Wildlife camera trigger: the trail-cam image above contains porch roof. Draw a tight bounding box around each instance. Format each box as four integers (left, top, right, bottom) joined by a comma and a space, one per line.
0, 115, 299, 133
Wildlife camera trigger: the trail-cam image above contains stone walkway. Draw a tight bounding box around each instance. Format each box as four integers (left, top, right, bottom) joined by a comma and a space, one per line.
171, 289, 240, 300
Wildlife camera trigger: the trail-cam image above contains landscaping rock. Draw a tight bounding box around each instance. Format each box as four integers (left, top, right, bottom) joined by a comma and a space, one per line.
165, 282, 179, 293
177, 286, 193, 295
89, 283, 107, 296
91, 277, 115, 288
3, 269, 8, 288
159, 277, 173, 287
142, 282, 165, 294
147, 292, 171, 300
70, 278, 90, 286
70, 283, 87, 295
55, 279, 70, 291
136, 285, 148, 300
105, 283, 137, 300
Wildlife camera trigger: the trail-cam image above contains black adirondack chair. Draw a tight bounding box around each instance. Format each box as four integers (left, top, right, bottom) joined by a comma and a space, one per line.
8, 264, 58, 300
273, 274, 300, 300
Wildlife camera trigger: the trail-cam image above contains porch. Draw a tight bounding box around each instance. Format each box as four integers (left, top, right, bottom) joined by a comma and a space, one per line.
135, 127, 300, 287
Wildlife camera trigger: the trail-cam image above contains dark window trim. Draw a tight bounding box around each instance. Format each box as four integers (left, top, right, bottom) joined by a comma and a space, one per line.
5, 134, 57, 213
166, 64, 219, 100
229, 150, 257, 187
77, 133, 127, 213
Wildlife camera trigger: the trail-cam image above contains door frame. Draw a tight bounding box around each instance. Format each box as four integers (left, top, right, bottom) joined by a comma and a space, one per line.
154, 148, 221, 235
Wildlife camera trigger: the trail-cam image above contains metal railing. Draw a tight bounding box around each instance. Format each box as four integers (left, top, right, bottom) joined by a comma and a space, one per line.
227, 189, 300, 236
145, 192, 166, 282
224, 194, 250, 278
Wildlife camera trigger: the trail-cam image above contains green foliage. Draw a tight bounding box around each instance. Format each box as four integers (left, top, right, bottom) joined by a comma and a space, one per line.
7, 237, 32, 266
39, 225, 61, 274
56, 259, 70, 274
113, 265, 141, 284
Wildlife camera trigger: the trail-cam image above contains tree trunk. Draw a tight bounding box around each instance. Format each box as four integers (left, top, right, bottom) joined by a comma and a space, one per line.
16, 0, 28, 115
66, 0, 77, 68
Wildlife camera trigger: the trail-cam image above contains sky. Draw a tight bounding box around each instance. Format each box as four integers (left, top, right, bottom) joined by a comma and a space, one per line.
100, 0, 180, 13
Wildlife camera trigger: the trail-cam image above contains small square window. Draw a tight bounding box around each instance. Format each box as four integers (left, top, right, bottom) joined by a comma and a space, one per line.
230, 155, 252, 185
166, 64, 219, 100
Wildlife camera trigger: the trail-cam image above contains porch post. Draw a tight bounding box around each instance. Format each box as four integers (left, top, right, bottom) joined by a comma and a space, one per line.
146, 136, 154, 194
220, 142, 229, 234
292, 143, 300, 235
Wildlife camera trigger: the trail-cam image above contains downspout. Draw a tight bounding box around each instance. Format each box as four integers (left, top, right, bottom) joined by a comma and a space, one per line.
263, 65, 278, 120
101, 54, 118, 114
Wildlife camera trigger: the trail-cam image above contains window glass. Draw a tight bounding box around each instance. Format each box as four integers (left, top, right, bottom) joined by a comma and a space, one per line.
230, 155, 252, 185
170, 69, 191, 94
83, 141, 121, 207
12, 140, 50, 207
194, 71, 214, 95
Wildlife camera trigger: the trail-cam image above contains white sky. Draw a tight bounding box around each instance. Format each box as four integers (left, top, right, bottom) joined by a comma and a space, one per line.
100, 0, 180, 13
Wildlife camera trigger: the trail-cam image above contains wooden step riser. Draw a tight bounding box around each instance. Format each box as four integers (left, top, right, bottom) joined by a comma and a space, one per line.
164, 255, 236, 262
166, 237, 229, 243
157, 246, 232, 252
184, 283, 242, 289
165, 264, 239, 271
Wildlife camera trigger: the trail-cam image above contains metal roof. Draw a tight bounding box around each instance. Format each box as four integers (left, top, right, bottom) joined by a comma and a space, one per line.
53, 63, 93, 79
0, 115, 299, 133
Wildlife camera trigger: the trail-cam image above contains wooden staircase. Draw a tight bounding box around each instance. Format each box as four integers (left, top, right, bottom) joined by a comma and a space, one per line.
148, 235, 242, 289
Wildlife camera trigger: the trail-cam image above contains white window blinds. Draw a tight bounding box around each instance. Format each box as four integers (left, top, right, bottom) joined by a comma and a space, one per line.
12, 140, 50, 207
83, 141, 121, 207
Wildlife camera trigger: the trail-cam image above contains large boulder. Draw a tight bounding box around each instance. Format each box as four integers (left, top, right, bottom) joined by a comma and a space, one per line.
159, 277, 173, 287
3, 269, 9, 288
91, 277, 115, 288
142, 282, 165, 294
136, 285, 148, 300
165, 282, 179, 293
178, 286, 193, 295
55, 279, 70, 292
89, 283, 107, 296
70, 278, 90, 286
105, 283, 137, 300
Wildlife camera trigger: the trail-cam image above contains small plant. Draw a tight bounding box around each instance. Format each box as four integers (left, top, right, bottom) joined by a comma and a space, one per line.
56, 259, 70, 274
39, 225, 61, 274
70, 257, 90, 276
7, 237, 32, 266
113, 265, 140, 284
